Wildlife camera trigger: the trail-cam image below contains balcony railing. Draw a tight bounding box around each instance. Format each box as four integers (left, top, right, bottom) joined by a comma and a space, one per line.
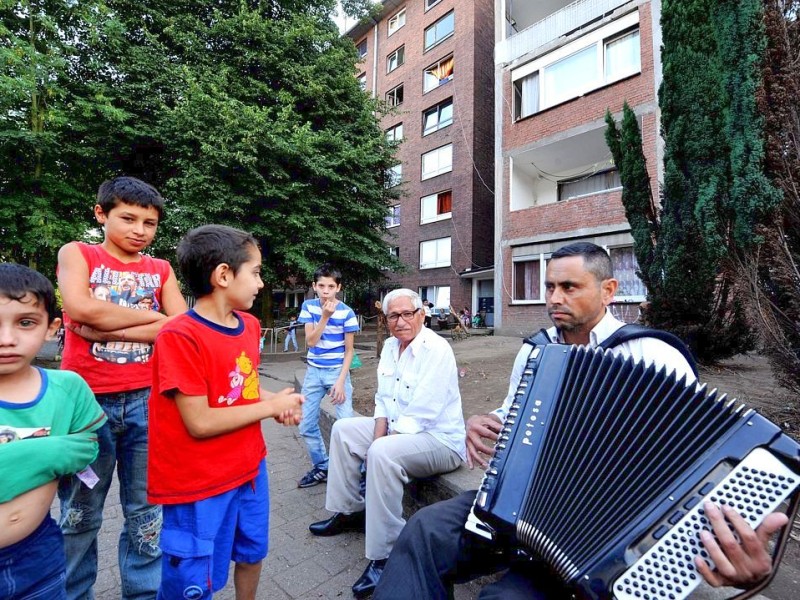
496, 0, 632, 66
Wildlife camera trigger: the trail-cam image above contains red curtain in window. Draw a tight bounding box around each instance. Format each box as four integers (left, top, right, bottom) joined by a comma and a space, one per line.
437, 191, 452, 214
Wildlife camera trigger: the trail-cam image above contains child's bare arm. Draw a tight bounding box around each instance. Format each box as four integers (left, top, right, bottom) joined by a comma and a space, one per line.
58, 243, 165, 331
175, 389, 303, 438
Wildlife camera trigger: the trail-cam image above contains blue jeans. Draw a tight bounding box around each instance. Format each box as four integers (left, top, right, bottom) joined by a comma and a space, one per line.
284, 329, 298, 351
0, 516, 66, 600
299, 366, 353, 470
58, 388, 161, 600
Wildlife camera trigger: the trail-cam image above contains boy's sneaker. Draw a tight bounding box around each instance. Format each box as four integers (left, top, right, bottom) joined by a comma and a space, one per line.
298, 467, 328, 488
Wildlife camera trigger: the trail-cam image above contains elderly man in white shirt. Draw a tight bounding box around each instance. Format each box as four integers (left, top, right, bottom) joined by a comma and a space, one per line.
309, 288, 465, 598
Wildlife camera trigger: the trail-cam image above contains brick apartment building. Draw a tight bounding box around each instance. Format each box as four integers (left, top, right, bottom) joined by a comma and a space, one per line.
345, 0, 496, 321
493, 0, 662, 335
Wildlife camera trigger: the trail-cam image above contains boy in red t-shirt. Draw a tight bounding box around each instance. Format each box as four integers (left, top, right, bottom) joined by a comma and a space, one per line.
148, 224, 303, 600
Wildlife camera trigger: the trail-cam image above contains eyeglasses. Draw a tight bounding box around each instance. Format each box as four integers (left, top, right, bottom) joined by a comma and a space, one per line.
387, 308, 421, 323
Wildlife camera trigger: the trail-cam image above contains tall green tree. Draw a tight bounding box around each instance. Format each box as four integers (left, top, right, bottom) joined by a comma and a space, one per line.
743, 0, 800, 393
607, 0, 780, 362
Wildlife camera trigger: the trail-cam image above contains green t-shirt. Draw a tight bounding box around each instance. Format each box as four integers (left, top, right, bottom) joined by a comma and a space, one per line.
0, 368, 107, 503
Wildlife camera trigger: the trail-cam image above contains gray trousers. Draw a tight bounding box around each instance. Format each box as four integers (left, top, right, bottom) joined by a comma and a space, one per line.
325, 416, 462, 560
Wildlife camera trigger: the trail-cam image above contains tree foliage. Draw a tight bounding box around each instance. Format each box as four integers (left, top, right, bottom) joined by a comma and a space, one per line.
1, 0, 399, 290
606, 0, 782, 362
742, 0, 800, 393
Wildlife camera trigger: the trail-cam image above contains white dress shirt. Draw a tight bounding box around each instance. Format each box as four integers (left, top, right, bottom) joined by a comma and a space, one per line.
375, 326, 466, 460
492, 310, 697, 421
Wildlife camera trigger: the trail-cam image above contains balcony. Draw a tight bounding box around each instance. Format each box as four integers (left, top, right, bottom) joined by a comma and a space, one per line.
497, 0, 633, 66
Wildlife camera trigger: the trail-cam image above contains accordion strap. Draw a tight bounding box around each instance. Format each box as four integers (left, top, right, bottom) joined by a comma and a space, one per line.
523, 324, 698, 377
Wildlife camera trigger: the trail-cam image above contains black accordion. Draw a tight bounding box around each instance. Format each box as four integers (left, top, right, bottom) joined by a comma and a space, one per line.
466, 344, 800, 600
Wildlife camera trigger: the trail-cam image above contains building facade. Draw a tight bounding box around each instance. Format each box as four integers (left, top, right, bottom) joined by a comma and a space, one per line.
346, 0, 496, 321
493, 0, 662, 335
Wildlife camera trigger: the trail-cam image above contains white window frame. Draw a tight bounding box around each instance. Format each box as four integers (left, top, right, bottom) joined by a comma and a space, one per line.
386, 84, 404, 107
423, 98, 453, 135
386, 164, 402, 188
419, 237, 451, 269
424, 0, 443, 12
424, 11, 454, 51
423, 55, 454, 93
386, 123, 403, 143
357, 72, 367, 90
512, 254, 547, 303
511, 12, 641, 119
387, 46, 405, 73
606, 245, 647, 302
420, 190, 452, 224
386, 204, 401, 228
388, 8, 406, 36
356, 39, 367, 59
421, 144, 453, 180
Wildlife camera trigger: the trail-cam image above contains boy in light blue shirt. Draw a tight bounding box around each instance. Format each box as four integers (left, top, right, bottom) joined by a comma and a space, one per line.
297, 264, 359, 488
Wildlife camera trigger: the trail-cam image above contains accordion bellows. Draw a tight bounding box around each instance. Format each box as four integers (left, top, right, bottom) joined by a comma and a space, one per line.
467, 344, 800, 600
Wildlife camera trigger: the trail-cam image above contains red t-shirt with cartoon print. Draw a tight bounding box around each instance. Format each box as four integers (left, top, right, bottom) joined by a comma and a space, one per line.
60, 242, 173, 394
147, 310, 266, 504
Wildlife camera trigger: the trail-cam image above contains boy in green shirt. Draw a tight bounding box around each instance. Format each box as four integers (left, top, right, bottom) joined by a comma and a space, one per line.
0, 263, 106, 599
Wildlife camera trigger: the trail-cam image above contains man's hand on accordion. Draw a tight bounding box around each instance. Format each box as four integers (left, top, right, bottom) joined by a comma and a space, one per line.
465, 413, 504, 469
695, 501, 789, 589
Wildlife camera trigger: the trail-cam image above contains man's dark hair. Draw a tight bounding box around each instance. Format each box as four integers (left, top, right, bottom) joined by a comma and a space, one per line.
551, 242, 614, 282
0, 263, 58, 321
313, 263, 342, 285
177, 225, 258, 297
96, 176, 165, 220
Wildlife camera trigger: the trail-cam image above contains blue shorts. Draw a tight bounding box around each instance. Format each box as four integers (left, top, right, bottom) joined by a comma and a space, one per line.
157, 460, 269, 600
0, 515, 66, 600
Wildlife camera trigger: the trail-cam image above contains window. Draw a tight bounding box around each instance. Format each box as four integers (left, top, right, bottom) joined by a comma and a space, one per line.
420, 237, 451, 269
425, 0, 443, 11
386, 84, 404, 107
423, 55, 454, 93
421, 144, 453, 180
423, 99, 453, 135
388, 8, 406, 35
386, 164, 402, 188
609, 246, 646, 299
557, 169, 621, 202
386, 123, 403, 143
513, 259, 543, 301
511, 15, 641, 118
418, 285, 450, 311
386, 204, 401, 227
387, 46, 405, 73
424, 11, 454, 51
513, 72, 539, 119
389, 246, 400, 259
420, 190, 452, 223
357, 72, 367, 90
356, 39, 367, 59
605, 29, 641, 80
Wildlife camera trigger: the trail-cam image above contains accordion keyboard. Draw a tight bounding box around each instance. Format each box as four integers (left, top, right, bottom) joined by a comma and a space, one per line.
613, 447, 798, 600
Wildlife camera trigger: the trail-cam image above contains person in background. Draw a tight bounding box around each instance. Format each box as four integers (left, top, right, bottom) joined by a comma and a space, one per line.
296, 264, 359, 488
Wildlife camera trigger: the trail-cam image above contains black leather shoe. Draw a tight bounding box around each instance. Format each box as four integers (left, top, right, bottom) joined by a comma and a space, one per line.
352, 559, 387, 598
308, 511, 365, 536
